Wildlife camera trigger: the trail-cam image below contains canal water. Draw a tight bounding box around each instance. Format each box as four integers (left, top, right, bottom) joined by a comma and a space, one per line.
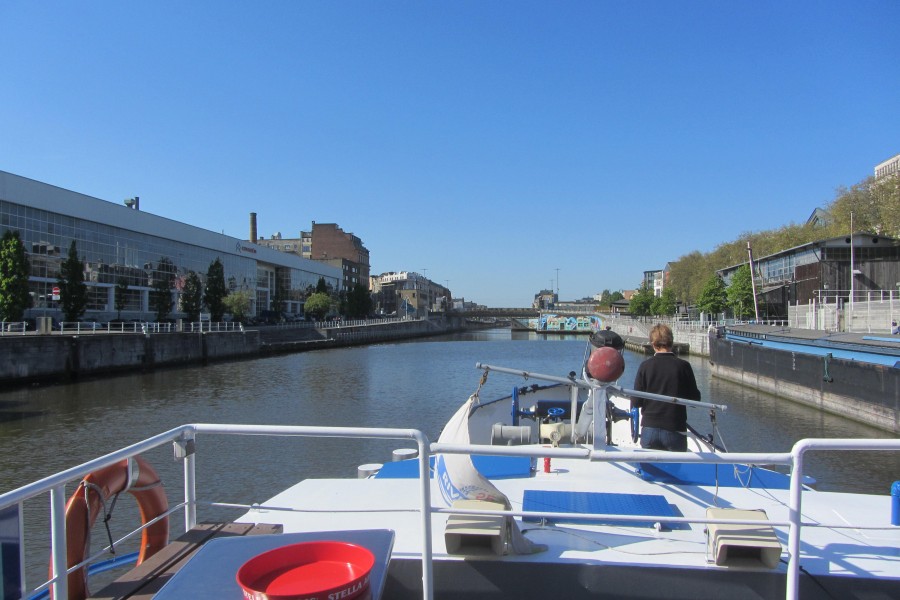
2, 328, 898, 593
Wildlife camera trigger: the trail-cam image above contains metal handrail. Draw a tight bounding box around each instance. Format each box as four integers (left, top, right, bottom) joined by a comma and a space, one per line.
475, 363, 728, 412
0, 424, 433, 600
3, 425, 898, 600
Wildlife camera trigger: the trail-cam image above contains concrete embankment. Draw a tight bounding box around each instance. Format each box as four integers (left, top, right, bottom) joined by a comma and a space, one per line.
0, 318, 465, 388
606, 318, 898, 433
709, 327, 899, 433
606, 319, 711, 356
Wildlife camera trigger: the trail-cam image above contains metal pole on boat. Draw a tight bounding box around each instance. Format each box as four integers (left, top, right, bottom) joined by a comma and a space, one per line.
49, 484, 68, 600
413, 431, 434, 600
785, 444, 805, 600
569, 384, 580, 444
181, 432, 198, 531
612, 386, 727, 412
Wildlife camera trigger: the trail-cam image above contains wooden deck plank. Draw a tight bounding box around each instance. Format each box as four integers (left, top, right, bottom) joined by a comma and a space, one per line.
89, 522, 282, 600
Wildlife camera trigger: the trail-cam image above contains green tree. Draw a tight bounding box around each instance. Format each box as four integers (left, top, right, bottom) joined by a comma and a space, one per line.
223, 290, 252, 322
667, 251, 709, 307
695, 275, 728, 317
0, 230, 32, 322
271, 273, 289, 317
651, 287, 676, 316
315, 277, 329, 294
337, 289, 348, 318
871, 176, 900, 238
304, 292, 332, 321
346, 283, 372, 319
727, 265, 756, 319
824, 178, 881, 238
180, 271, 203, 322
204, 258, 228, 322
595, 289, 612, 309
114, 277, 129, 320
628, 282, 654, 317
58, 240, 87, 322
150, 257, 176, 322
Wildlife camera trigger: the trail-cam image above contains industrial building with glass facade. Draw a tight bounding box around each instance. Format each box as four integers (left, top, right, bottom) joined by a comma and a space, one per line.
0, 170, 341, 321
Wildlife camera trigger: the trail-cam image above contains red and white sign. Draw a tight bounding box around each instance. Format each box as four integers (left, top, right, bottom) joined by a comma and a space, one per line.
52, 286, 61, 301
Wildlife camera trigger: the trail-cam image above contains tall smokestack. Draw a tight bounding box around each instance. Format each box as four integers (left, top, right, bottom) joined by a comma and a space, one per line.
250, 212, 257, 244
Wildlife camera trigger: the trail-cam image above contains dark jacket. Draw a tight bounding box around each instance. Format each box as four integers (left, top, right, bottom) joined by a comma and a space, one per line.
631, 352, 701, 432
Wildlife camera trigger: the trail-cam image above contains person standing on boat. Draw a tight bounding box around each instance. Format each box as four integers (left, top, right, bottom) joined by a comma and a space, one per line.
631, 324, 700, 452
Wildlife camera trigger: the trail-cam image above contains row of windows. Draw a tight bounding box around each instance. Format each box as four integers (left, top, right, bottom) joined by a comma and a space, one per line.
0, 199, 340, 315
728, 243, 899, 286
875, 158, 899, 179
822, 246, 900, 262
761, 248, 818, 283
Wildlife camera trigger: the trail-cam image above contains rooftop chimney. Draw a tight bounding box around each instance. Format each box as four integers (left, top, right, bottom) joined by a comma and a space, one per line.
250, 212, 257, 244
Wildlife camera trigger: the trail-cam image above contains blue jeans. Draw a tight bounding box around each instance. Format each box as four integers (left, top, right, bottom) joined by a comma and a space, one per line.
640, 427, 687, 452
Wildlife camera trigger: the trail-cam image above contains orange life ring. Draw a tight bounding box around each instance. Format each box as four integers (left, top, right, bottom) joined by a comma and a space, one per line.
52, 456, 169, 600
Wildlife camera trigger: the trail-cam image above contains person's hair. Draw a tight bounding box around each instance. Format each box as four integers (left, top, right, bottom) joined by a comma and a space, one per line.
649, 324, 674, 350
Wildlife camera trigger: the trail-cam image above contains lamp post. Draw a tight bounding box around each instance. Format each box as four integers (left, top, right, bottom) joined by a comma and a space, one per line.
849, 212, 855, 312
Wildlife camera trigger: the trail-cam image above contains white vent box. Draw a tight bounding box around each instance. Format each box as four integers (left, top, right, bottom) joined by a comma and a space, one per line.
706, 508, 782, 568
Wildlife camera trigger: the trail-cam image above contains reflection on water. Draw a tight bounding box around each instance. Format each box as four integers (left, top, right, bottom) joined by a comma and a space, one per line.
1, 328, 898, 590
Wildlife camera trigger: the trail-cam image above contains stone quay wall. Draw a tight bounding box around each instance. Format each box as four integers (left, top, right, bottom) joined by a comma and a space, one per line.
709, 331, 899, 433
0, 331, 260, 387
0, 318, 462, 387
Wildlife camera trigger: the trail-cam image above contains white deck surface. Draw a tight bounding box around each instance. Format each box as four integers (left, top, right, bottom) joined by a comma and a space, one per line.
239, 454, 900, 580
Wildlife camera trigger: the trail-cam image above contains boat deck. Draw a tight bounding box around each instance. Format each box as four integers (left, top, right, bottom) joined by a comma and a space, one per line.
725, 324, 900, 360
88, 523, 283, 600
240, 453, 900, 579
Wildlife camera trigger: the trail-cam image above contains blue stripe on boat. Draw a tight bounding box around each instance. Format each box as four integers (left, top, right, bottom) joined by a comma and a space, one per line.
373, 455, 533, 479
522, 490, 674, 527
635, 462, 808, 489
862, 336, 900, 344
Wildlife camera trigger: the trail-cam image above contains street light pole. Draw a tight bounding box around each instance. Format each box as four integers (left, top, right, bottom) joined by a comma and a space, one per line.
849, 213, 855, 312
746, 242, 760, 322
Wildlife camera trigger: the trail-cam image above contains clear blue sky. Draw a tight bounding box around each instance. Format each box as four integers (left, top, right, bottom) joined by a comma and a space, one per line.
2, 1, 898, 307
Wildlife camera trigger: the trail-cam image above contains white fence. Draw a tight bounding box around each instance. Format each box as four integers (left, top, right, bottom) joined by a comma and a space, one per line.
789, 290, 900, 333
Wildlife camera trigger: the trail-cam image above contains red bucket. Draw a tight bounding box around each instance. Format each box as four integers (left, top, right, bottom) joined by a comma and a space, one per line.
236, 541, 375, 600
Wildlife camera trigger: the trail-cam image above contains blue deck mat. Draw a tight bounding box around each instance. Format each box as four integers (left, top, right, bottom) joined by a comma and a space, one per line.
522, 490, 674, 527
374, 455, 533, 479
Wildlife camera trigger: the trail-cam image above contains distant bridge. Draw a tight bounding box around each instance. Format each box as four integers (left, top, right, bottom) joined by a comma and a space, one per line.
453, 308, 539, 318
453, 308, 605, 319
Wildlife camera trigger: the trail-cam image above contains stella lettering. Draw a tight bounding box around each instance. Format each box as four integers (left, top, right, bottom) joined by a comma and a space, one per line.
327, 574, 369, 600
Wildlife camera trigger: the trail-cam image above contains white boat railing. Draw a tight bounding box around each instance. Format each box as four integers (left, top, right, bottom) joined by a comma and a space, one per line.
431, 438, 900, 600
2, 424, 898, 600
0, 424, 432, 600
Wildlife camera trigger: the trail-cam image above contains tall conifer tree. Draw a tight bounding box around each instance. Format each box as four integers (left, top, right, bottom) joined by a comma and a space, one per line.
204, 258, 228, 322
59, 240, 87, 322
0, 230, 32, 321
